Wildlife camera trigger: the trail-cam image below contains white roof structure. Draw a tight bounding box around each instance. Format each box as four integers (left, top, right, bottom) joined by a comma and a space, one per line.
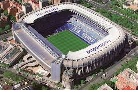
97, 83, 113, 90
19, 3, 125, 60
14, 3, 126, 68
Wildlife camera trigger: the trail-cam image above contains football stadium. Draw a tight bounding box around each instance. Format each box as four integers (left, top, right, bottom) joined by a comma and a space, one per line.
12, 3, 127, 84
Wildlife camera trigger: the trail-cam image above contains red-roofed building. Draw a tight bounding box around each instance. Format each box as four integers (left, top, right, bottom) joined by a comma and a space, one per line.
2, 85, 13, 90
0, 0, 22, 21
115, 68, 138, 90
0, 0, 10, 10
122, 86, 135, 90
9, 1, 22, 11
8, 6, 18, 16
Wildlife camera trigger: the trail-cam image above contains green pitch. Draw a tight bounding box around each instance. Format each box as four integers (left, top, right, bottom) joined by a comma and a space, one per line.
47, 30, 89, 55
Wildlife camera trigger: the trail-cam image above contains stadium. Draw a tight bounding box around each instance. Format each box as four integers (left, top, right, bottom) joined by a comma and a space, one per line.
12, 3, 127, 84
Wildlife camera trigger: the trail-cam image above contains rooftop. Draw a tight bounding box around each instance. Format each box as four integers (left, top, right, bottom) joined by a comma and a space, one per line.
115, 68, 138, 90
97, 83, 113, 90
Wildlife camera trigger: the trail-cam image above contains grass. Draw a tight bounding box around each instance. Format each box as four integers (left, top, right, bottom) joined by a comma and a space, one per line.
47, 30, 89, 54
89, 80, 116, 90
3, 70, 24, 83
114, 56, 138, 76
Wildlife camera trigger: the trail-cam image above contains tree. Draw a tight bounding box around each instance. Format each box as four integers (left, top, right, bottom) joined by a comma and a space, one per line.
135, 40, 138, 46
42, 86, 48, 90
32, 82, 42, 90
4, 25, 10, 31
106, 81, 115, 89
100, 69, 104, 72
0, 28, 4, 33
74, 85, 79, 89
17, 0, 22, 4
3, 38, 7, 42
81, 80, 85, 85
3, 10, 8, 16
9, 15, 16, 22
0, 8, 4, 17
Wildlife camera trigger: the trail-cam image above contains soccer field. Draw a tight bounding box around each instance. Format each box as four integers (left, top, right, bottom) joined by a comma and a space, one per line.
47, 30, 89, 55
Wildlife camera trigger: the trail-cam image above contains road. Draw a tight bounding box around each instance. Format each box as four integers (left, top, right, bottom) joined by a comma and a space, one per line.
79, 46, 138, 90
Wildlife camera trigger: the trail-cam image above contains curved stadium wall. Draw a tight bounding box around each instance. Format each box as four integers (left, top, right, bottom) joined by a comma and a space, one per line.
12, 3, 127, 78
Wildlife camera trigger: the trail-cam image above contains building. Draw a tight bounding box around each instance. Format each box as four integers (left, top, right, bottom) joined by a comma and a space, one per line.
0, 40, 13, 59
28, 0, 39, 10
134, 0, 138, 4
39, 0, 49, 8
0, 0, 10, 10
0, 40, 24, 66
21, 0, 80, 11
51, 0, 60, 4
60, 0, 79, 3
136, 61, 138, 71
115, 68, 138, 90
8, 6, 18, 16
2, 85, 13, 90
0, 0, 22, 21
22, 3, 33, 14
97, 83, 113, 90
12, 3, 127, 88
22, 0, 39, 10
9, 1, 22, 12
15, 11, 24, 21
123, 0, 138, 11
0, 0, 22, 12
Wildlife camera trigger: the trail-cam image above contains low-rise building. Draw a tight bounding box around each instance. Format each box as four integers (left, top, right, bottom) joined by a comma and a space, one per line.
115, 68, 138, 90
0, 40, 24, 66
0, 0, 22, 21
22, 3, 32, 14
0, 0, 10, 10
123, 0, 138, 11
9, 1, 22, 12
97, 83, 113, 90
134, 0, 138, 4
8, 6, 18, 16
51, 0, 60, 4
0, 40, 13, 59
15, 11, 24, 21
28, 0, 39, 10
39, 0, 49, 8
2, 85, 13, 90
22, 0, 39, 11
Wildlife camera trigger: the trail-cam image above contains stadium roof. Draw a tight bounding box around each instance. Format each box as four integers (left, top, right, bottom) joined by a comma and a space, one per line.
14, 2, 126, 69
13, 26, 56, 68
18, 3, 125, 60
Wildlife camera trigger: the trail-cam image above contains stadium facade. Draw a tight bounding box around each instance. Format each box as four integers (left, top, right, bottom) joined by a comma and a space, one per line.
12, 3, 127, 88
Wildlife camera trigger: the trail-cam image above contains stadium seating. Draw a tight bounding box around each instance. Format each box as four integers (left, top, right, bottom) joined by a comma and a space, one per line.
28, 10, 110, 54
